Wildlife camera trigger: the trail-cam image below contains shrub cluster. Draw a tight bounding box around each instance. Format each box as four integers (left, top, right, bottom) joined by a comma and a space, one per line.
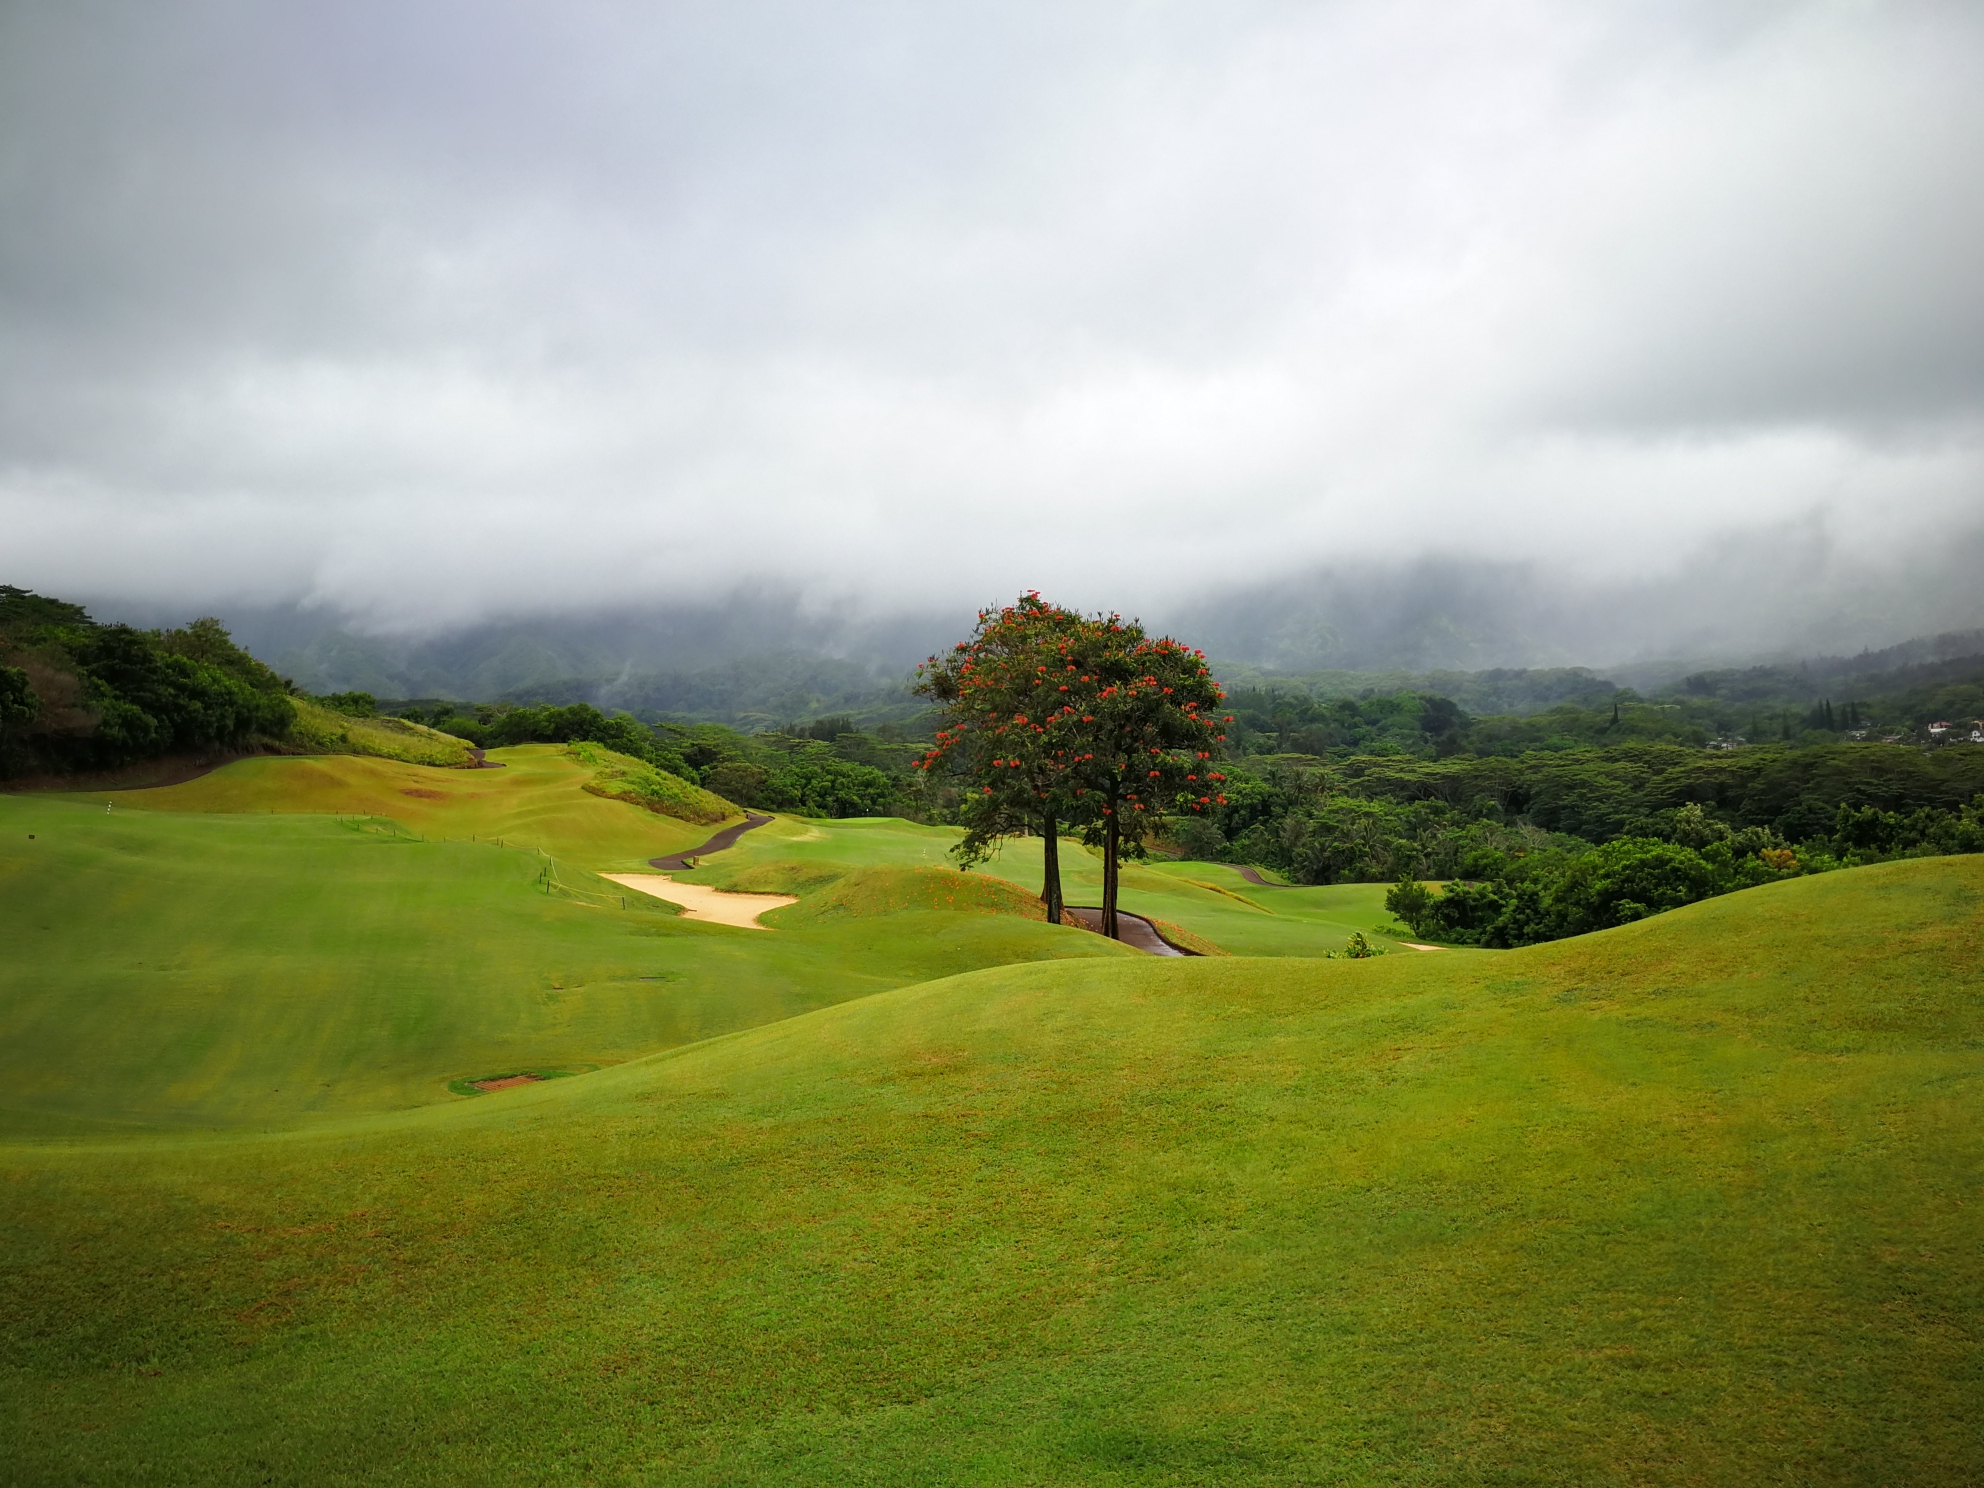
566, 741, 735, 825
392, 697, 910, 821
0, 589, 295, 777
1382, 797, 1984, 947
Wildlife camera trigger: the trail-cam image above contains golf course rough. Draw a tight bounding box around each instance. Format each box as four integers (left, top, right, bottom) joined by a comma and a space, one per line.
3, 748, 1980, 1483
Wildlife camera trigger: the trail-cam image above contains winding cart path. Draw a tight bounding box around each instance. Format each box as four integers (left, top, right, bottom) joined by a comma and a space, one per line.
1064, 907, 1193, 956
648, 812, 775, 869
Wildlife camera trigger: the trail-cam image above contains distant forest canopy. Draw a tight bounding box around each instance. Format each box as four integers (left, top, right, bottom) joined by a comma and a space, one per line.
227, 629, 1984, 743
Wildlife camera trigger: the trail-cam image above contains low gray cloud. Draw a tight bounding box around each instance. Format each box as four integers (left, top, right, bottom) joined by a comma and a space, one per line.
3, 0, 1981, 642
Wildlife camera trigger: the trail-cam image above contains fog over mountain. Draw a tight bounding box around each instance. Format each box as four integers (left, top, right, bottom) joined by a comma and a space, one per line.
74, 513, 1984, 717
6, 1, 1982, 653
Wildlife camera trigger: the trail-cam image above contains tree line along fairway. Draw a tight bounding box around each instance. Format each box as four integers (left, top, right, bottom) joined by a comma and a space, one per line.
1, 855, 1979, 1482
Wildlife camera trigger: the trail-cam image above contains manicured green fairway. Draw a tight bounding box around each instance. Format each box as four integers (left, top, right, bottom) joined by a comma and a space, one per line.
0, 775, 1126, 1136
7, 751, 1981, 1481
691, 814, 1421, 955
92, 747, 1419, 956
91, 744, 717, 871
3, 858, 1982, 1482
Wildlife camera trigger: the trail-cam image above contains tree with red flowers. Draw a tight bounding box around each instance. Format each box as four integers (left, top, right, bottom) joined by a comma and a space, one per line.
916, 596, 1231, 942
1060, 616, 1228, 939
913, 594, 1095, 923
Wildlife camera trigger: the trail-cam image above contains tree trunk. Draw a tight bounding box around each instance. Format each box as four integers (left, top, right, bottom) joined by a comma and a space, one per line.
1102, 808, 1121, 939
1040, 810, 1064, 925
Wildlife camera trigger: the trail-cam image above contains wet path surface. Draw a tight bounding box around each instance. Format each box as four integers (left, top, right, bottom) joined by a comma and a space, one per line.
1231, 865, 1284, 887
648, 811, 775, 869
1065, 906, 1191, 956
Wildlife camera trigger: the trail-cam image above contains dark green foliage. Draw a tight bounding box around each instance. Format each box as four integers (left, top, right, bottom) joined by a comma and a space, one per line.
64, 626, 294, 762
0, 587, 295, 777
702, 761, 770, 803
1384, 834, 1798, 947
1828, 799, 1984, 857
1340, 743, 1984, 840
320, 691, 379, 717
0, 584, 91, 632
412, 698, 912, 821
1550, 838, 1718, 933
1212, 661, 1622, 716
761, 755, 898, 817
451, 702, 701, 782
1223, 642, 1984, 760
1194, 759, 1591, 886
1322, 931, 1383, 959
157, 615, 295, 697
1384, 876, 1435, 931
1212, 746, 1984, 948
0, 666, 35, 730
1224, 688, 1480, 758
785, 714, 856, 741
1198, 745, 1984, 884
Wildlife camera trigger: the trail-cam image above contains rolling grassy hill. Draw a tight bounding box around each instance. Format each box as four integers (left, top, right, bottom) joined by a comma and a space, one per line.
4, 746, 1980, 1481
0, 750, 1129, 1136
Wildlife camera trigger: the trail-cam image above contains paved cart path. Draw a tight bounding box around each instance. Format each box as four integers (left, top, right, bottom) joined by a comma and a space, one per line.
648, 811, 775, 869
1064, 906, 1192, 956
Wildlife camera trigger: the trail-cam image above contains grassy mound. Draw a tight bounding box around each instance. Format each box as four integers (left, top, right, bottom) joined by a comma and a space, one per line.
93, 745, 716, 870
566, 739, 737, 825
767, 862, 1056, 924
285, 698, 477, 767
0, 787, 1123, 1134
4, 858, 1980, 1481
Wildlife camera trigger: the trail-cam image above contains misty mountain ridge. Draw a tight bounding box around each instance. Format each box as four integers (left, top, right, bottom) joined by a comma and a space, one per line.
1172, 530, 1984, 677
73, 535, 1982, 727
243, 615, 1984, 732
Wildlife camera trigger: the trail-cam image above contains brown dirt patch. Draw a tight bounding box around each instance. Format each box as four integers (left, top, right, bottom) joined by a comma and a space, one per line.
472, 1073, 544, 1091
400, 787, 446, 800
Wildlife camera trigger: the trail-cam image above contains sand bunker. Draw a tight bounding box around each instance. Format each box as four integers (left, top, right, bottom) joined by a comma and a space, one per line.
602, 873, 797, 929
473, 1074, 543, 1091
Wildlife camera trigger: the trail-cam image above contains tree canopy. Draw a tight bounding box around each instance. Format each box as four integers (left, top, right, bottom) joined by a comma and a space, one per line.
916, 596, 1230, 938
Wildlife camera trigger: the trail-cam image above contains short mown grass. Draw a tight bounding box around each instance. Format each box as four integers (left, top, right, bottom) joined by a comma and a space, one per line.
7, 756, 1980, 1482
2, 858, 1980, 1482
0, 762, 1124, 1135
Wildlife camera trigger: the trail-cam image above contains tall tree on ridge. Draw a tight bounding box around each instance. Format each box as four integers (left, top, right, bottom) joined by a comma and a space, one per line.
914, 594, 1094, 924
1061, 615, 1229, 940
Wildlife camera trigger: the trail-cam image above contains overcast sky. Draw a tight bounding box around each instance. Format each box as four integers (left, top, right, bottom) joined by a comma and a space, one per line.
3, 0, 1981, 634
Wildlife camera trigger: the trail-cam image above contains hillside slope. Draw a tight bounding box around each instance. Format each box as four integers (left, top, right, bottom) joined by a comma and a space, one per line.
4, 859, 1980, 1483
0, 768, 1124, 1134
